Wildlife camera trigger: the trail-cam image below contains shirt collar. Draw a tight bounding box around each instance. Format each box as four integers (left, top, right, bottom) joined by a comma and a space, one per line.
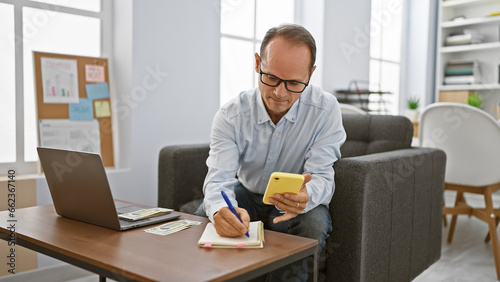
255, 88, 304, 124
256, 89, 271, 124
283, 98, 300, 123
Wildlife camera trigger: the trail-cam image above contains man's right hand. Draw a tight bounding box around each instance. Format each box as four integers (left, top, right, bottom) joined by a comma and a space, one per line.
213, 207, 250, 237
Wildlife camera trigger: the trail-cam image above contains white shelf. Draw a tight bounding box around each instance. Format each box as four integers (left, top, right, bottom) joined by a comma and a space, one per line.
439, 83, 500, 91
436, 0, 500, 108
442, 0, 499, 8
441, 41, 500, 53
441, 15, 500, 28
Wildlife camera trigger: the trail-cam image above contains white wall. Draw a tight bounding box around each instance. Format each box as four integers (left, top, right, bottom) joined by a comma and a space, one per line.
297, 0, 325, 88
110, 0, 133, 169
322, 0, 372, 94
109, 0, 220, 204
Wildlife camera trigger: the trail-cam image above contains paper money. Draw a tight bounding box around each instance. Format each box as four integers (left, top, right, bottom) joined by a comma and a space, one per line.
145, 219, 202, 236
118, 208, 173, 221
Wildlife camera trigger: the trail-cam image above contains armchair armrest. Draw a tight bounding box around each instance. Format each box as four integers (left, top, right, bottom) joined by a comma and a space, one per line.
158, 144, 210, 211
327, 147, 446, 282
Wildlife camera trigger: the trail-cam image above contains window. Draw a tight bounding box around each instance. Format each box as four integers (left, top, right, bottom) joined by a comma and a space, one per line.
0, 3, 15, 163
369, 0, 403, 114
0, 0, 111, 173
219, 0, 295, 106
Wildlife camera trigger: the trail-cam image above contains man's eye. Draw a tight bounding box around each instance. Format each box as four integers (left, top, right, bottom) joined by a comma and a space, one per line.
267, 75, 279, 81
288, 81, 300, 86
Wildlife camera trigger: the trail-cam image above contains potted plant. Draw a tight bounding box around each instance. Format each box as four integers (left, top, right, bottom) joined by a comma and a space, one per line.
467, 92, 483, 108
405, 97, 420, 122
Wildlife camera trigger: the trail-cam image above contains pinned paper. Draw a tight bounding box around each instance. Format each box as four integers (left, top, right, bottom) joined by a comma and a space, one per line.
41, 57, 79, 104
86, 82, 110, 101
39, 119, 101, 154
69, 98, 93, 121
94, 100, 111, 118
85, 64, 105, 83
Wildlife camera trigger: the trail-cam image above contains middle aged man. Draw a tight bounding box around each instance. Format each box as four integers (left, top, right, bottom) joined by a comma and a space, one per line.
197, 24, 346, 281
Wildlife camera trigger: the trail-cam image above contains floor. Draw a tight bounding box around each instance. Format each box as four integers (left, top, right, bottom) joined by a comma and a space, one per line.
0, 264, 103, 282
414, 192, 500, 282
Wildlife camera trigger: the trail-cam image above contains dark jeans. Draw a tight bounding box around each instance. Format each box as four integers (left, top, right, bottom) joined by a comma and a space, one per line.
195, 183, 332, 282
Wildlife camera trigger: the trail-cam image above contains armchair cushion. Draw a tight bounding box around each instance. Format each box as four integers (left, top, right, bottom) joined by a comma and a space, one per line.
341, 115, 413, 158
158, 144, 208, 212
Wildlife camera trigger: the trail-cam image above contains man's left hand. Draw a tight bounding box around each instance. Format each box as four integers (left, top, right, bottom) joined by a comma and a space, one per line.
268, 173, 312, 224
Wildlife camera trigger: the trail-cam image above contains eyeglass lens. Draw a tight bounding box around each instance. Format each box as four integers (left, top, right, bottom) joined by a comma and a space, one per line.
260, 73, 306, 93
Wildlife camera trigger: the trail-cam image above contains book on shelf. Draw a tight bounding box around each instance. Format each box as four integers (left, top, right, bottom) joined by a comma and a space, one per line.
443, 59, 480, 85
444, 29, 484, 46
444, 75, 478, 84
445, 68, 473, 76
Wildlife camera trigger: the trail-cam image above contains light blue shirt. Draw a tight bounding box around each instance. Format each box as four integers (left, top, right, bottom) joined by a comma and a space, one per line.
203, 85, 346, 222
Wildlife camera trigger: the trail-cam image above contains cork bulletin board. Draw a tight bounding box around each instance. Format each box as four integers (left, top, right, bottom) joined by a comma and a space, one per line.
34, 51, 114, 167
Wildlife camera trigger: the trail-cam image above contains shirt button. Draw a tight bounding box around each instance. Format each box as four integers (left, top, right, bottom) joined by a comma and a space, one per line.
275, 132, 279, 137
269, 156, 274, 161
264, 177, 268, 181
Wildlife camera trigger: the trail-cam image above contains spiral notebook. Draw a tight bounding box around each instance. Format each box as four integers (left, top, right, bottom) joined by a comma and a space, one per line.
198, 221, 264, 248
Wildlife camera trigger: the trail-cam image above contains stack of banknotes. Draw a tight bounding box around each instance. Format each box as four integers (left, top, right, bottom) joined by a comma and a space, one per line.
118, 207, 174, 221
145, 219, 202, 236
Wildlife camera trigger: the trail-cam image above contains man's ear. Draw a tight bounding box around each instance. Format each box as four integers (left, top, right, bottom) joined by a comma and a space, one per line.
308, 65, 317, 80
254, 53, 260, 73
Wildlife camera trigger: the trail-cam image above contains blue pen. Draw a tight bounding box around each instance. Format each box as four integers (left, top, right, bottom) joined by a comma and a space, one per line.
221, 190, 249, 237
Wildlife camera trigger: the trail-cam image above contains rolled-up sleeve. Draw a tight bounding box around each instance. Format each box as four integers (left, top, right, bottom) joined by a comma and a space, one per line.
203, 109, 241, 222
303, 101, 346, 212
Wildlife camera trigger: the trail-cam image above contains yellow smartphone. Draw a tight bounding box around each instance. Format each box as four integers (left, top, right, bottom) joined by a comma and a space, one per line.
262, 172, 305, 205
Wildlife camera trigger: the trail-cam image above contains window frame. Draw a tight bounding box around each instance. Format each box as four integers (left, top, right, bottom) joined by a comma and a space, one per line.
219, 0, 297, 106
0, 0, 113, 174
368, 0, 405, 115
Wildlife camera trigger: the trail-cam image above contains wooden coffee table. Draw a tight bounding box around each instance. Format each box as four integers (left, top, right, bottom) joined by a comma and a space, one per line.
0, 205, 318, 281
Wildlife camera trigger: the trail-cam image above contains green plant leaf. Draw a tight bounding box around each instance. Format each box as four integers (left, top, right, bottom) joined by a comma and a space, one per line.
467, 92, 483, 108
407, 97, 420, 109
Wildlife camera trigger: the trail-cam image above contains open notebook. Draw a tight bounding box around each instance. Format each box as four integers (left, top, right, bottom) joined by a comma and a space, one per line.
198, 221, 264, 248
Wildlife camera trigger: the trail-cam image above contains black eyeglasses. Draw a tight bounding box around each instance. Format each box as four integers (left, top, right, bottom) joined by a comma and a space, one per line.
259, 68, 309, 93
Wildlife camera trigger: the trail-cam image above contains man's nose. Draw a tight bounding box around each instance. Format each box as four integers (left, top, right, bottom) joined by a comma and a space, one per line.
273, 82, 287, 98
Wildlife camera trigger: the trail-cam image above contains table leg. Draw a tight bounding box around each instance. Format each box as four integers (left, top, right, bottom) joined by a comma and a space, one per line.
99, 275, 106, 282
313, 246, 318, 282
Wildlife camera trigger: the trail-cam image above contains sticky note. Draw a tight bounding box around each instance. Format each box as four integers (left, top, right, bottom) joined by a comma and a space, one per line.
94, 100, 111, 118
236, 243, 245, 247
86, 83, 110, 101
85, 64, 105, 83
69, 98, 93, 121
204, 243, 212, 247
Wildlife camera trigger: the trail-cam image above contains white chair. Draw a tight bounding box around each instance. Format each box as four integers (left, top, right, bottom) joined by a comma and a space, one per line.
339, 103, 368, 115
419, 102, 500, 279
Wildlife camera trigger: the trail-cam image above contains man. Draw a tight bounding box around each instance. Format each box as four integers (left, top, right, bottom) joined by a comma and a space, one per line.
197, 24, 346, 280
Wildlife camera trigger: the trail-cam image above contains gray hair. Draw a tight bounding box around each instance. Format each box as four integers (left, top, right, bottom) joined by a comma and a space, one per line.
260, 24, 317, 71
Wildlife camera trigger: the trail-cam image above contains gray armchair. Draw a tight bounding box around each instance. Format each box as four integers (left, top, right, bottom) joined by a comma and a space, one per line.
158, 114, 446, 281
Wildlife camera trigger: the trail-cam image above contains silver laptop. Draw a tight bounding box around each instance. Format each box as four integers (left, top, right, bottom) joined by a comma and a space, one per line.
37, 147, 180, 231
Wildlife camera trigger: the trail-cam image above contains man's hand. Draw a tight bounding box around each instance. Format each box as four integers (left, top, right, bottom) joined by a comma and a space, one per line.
213, 206, 250, 237
268, 173, 312, 224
